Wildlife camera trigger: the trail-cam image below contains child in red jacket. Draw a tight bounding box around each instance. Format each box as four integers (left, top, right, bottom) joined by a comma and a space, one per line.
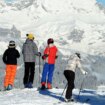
41, 38, 58, 89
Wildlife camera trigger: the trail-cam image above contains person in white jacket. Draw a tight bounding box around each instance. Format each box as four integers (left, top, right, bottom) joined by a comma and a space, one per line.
64, 53, 87, 102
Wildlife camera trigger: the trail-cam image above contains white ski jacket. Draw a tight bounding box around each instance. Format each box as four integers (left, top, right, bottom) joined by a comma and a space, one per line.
66, 54, 86, 74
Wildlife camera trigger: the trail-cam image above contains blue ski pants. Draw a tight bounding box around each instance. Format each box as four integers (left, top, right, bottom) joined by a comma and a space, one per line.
41, 63, 55, 84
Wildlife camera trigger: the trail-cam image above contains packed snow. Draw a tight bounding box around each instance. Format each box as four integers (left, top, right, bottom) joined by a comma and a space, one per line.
0, 88, 105, 105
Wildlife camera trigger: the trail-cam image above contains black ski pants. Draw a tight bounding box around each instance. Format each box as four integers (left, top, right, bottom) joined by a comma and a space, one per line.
64, 70, 75, 99
23, 62, 35, 85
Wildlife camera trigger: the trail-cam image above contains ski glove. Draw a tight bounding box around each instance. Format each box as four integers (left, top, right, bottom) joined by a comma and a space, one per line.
38, 52, 41, 56
42, 54, 48, 60
55, 55, 58, 59
82, 71, 87, 75
36, 52, 41, 56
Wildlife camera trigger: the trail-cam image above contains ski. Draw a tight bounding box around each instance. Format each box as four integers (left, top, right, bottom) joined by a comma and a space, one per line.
37, 87, 47, 91
53, 97, 76, 105
53, 100, 76, 105
53, 97, 90, 105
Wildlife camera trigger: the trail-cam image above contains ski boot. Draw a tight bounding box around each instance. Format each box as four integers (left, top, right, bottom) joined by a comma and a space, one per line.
7, 84, 12, 90
28, 82, 33, 88
47, 83, 52, 89
41, 85, 46, 90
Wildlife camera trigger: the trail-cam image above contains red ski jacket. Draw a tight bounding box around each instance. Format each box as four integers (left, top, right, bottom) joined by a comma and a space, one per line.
43, 45, 58, 64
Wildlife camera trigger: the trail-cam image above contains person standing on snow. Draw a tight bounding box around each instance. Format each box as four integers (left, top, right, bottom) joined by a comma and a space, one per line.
3, 41, 20, 90
41, 38, 58, 90
64, 53, 87, 102
22, 33, 41, 88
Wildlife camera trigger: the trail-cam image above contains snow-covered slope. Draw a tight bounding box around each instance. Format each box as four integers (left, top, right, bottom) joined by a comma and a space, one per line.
0, 0, 105, 89
0, 88, 105, 105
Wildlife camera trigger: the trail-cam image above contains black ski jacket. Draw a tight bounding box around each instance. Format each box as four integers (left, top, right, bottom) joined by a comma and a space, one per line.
2, 48, 20, 65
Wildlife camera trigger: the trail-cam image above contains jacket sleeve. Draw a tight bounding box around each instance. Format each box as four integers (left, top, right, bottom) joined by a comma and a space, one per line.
56, 47, 58, 58
22, 45, 24, 54
42, 47, 49, 60
16, 50, 20, 58
2, 50, 7, 64
77, 60, 86, 74
44, 47, 49, 55
33, 42, 38, 55
22, 43, 25, 54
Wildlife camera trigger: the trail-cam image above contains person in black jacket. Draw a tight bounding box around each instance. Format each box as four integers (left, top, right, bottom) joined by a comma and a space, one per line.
2, 40, 20, 90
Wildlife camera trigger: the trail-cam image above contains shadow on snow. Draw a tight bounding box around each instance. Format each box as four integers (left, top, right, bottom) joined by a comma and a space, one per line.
39, 89, 65, 102
75, 89, 105, 105
39, 89, 105, 105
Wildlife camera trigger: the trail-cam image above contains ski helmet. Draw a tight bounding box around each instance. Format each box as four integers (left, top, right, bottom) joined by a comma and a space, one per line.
47, 38, 54, 45
8, 40, 15, 48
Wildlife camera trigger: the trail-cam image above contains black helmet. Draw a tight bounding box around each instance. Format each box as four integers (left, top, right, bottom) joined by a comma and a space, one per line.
8, 40, 15, 48
75, 52, 81, 59
47, 38, 54, 45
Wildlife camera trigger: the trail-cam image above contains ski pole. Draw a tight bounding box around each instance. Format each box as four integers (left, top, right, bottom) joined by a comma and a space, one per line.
53, 84, 68, 105
59, 83, 68, 101
39, 55, 41, 84
77, 74, 87, 100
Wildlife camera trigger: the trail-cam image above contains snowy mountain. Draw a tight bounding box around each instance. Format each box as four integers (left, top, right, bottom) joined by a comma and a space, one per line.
0, 0, 105, 89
